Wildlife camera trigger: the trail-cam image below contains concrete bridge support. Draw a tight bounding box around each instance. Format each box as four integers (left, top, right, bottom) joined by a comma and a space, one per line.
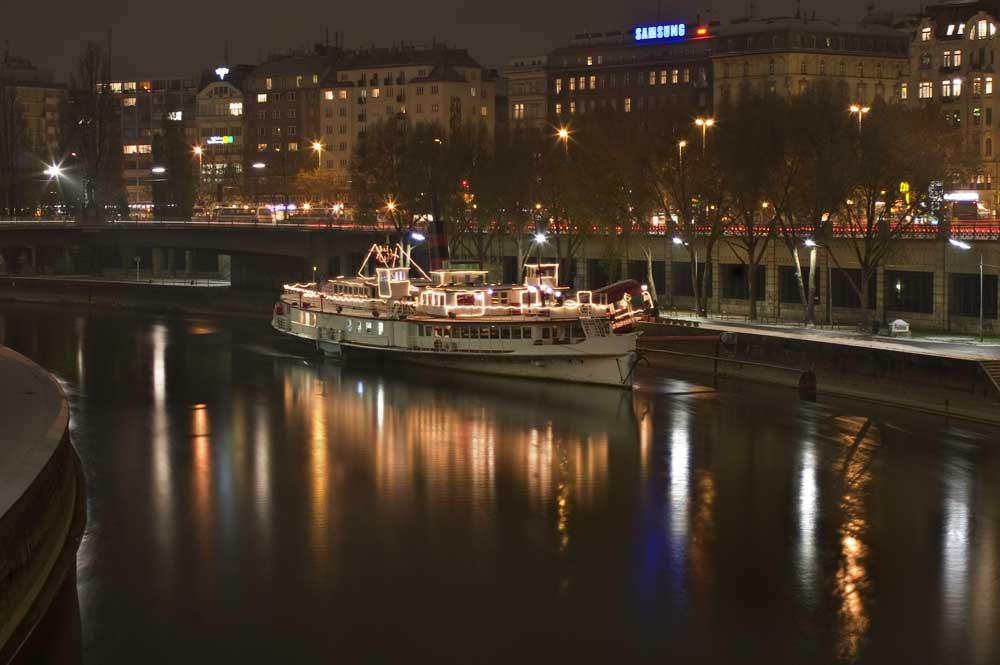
151, 248, 164, 276
183, 250, 193, 276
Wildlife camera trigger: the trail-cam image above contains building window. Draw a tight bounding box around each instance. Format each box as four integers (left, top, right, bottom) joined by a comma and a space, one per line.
920, 27, 931, 41
555, 78, 562, 94
229, 102, 243, 116
586, 55, 593, 66
257, 93, 267, 103
372, 87, 380, 98
579, 76, 586, 90
974, 106, 983, 125
265, 78, 273, 91
288, 142, 298, 152
899, 82, 908, 100
257, 143, 267, 152
430, 104, 439, 112
920, 53, 932, 70
555, 102, 563, 115
569, 101, 576, 114
800, 61, 807, 74
123, 97, 136, 107
988, 107, 993, 125
649, 71, 656, 85
288, 126, 297, 136
513, 103, 525, 120
271, 109, 281, 119
919, 81, 933, 98
624, 97, 631, 112
324, 90, 334, 100
942, 79, 953, 97
986, 136, 993, 156
987, 77, 995, 95
974, 77, 983, 95
430, 85, 439, 94
856, 63, 863, 77
589, 75, 596, 89
819, 60, 826, 75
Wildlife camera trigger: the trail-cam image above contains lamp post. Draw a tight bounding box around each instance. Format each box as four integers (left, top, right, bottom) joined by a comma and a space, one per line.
694, 117, 715, 152
312, 141, 323, 170
252, 162, 266, 213
193, 146, 203, 205
556, 126, 570, 157
948, 237, 993, 342
849, 104, 870, 133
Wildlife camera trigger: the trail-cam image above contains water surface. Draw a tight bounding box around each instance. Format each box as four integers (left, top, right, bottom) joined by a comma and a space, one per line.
1, 303, 997, 664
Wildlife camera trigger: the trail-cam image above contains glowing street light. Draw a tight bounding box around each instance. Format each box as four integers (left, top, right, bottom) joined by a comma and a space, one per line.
409, 231, 426, 242
694, 117, 715, 151
312, 141, 323, 170
386, 200, 397, 212
672, 236, 685, 245
252, 162, 266, 170
151, 166, 166, 174
534, 231, 547, 244
849, 104, 871, 132
556, 127, 570, 142
804, 238, 819, 248
678, 139, 687, 169
43, 164, 62, 178
948, 238, 986, 341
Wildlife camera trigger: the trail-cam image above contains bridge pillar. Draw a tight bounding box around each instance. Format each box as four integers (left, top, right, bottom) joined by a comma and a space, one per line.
309, 246, 331, 283
217, 254, 231, 280
151, 248, 164, 276
936, 243, 949, 332
166, 249, 176, 276
663, 242, 673, 309
183, 250, 194, 276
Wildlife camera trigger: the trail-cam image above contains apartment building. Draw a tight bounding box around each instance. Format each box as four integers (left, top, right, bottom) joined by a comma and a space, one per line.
319, 45, 495, 189
503, 55, 548, 135
194, 65, 253, 203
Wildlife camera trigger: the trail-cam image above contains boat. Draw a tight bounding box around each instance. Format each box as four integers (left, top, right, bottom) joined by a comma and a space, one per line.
271, 243, 642, 388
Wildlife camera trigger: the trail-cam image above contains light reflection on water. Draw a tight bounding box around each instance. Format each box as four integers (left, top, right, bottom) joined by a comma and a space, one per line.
2, 305, 1000, 664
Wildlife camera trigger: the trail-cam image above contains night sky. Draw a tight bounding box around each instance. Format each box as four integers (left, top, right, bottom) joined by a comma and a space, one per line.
9, 0, 917, 81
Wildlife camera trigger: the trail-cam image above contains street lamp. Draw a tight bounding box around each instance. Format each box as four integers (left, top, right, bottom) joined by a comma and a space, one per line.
312, 265, 317, 284
312, 141, 323, 170
43, 164, 63, 178
672, 236, 685, 245
949, 237, 988, 341
694, 117, 715, 151
678, 139, 687, 169
409, 231, 426, 243
849, 104, 870, 132
151, 166, 166, 174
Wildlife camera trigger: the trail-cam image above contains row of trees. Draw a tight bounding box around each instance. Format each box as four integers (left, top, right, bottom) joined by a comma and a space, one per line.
346, 86, 970, 324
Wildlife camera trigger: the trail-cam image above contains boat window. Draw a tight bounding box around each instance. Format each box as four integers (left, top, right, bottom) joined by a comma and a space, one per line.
490, 326, 499, 339
377, 322, 384, 335
541, 327, 551, 339
522, 327, 532, 339
480, 327, 490, 339
512, 327, 522, 340
456, 293, 476, 306
365, 321, 372, 333
470, 327, 480, 339
346, 319, 353, 332
500, 327, 511, 339
443, 326, 452, 338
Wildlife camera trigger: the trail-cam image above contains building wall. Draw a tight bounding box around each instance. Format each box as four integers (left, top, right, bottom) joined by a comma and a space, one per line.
710, 19, 909, 110
503, 55, 548, 132
320, 57, 494, 190
908, 10, 1000, 214
195, 79, 246, 204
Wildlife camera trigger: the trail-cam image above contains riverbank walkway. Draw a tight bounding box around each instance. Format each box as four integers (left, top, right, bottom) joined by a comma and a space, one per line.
0, 346, 84, 663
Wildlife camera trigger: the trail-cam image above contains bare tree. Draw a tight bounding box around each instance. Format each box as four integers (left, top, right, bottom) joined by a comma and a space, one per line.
0, 85, 24, 215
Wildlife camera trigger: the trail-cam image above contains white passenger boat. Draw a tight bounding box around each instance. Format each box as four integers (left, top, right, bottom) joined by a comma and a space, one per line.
271, 244, 641, 388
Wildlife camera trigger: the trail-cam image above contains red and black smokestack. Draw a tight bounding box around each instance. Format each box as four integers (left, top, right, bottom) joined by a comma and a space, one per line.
427, 191, 450, 271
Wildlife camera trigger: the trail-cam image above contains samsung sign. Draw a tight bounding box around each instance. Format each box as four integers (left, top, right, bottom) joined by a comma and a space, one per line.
634, 23, 686, 42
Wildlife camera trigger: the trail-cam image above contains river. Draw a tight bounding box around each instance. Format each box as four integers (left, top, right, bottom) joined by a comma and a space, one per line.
1, 302, 998, 664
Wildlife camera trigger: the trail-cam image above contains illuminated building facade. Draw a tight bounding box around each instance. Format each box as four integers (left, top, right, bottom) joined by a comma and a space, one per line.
106, 75, 197, 208
318, 45, 495, 190
710, 15, 910, 110
907, 0, 1000, 212
244, 51, 330, 202
503, 55, 548, 135
546, 22, 715, 125
195, 65, 253, 204
0, 53, 64, 159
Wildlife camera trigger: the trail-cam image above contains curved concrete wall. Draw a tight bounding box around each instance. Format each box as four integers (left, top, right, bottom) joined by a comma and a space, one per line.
0, 347, 85, 664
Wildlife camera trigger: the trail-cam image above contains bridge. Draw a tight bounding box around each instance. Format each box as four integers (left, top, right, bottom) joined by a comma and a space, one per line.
0, 219, 394, 289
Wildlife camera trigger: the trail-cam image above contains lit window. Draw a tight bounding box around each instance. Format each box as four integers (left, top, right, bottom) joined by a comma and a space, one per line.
570, 101, 576, 114
974, 77, 983, 95
947, 24, 955, 36
265, 78, 273, 91
942, 79, 952, 97
589, 75, 596, 89
480, 106, 487, 117
586, 56, 593, 66
470, 87, 477, 97
955, 50, 963, 66
312, 74, 319, 84
257, 143, 267, 152
954, 78, 963, 96
649, 71, 656, 85
137, 144, 151, 154
122, 144, 137, 154
229, 102, 243, 116
659, 70, 667, 85
683, 68, 690, 83
372, 88, 381, 98
167, 111, 182, 121
919, 81, 933, 98
513, 103, 525, 120
579, 76, 585, 90
899, 82, 908, 100
324, 90, 334, 101
978, 19, 988, 38
987, 77, 994, 94
257, 93, 267, 103
921, 27, 931, 41
671, 69, 679, 84
288, 142, 298, 151
296, 75, 303, 88
555, 102, 563, 115
624, 97, 632, 113
555, 78, 562, 94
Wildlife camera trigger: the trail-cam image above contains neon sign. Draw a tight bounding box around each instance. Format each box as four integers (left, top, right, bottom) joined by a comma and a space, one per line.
634, 23, 686, 42
207, 135, 234, 145
215, 67, 230, 80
